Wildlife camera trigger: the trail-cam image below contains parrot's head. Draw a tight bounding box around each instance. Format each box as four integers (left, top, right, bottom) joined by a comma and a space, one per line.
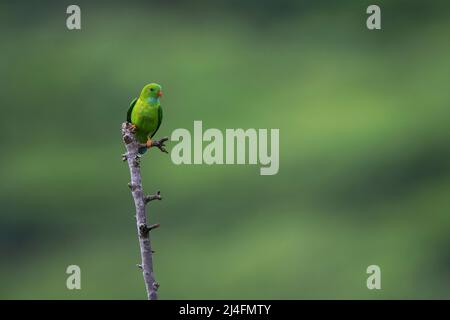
140, 83, 163, 101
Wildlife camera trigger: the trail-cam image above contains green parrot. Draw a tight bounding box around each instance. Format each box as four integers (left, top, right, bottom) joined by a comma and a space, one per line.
127, 83, 163, 154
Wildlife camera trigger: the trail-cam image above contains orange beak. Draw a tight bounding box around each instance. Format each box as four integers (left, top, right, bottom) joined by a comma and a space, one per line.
157, 91, 163, 97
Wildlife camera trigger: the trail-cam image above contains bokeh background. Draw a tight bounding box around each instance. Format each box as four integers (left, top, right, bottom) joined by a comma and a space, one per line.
1, 0, 450, 299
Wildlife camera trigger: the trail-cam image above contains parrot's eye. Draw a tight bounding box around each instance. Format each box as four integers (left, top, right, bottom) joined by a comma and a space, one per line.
150, 88, 155, 92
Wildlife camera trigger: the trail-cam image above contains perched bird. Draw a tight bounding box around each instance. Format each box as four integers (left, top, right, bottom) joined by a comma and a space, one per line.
127, 83, 163, 154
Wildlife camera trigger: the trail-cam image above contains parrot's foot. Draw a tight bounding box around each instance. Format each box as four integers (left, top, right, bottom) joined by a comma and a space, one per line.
130, 124, 137, 133
150, 137, 169, 154
146, 139, 153, 148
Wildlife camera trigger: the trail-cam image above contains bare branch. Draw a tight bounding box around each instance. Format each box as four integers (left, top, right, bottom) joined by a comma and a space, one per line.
121, 122, 161, 300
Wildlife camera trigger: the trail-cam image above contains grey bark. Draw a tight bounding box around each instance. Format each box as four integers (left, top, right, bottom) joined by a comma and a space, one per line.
121, 122, 167, 300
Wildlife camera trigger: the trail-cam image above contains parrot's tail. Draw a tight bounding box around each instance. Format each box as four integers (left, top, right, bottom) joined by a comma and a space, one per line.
138, 146, 148, 155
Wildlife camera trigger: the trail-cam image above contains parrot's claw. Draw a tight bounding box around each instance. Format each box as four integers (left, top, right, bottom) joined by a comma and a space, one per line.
129, 124, 137, 133
146, 139, 153, 148
151, 137, 169, 154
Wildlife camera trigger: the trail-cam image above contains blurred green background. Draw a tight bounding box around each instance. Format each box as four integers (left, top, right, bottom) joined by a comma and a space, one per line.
1, 0, 450, 299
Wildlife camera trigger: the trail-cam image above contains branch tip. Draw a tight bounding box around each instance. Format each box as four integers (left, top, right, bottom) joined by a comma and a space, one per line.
139, 223, 160, 236
144, 191, 162, 204
148, 223, 160, 231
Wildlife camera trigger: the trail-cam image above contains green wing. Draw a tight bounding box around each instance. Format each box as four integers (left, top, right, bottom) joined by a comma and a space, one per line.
126, 98, 137, 123
150, 106, 163, 138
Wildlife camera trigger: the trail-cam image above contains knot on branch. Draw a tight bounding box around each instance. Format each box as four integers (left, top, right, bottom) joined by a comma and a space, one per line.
128, 182, 138, 191
139, 223, 160, 236
121, 122, 135, 145
144, 191, 162, 204
133, 154, 141, 167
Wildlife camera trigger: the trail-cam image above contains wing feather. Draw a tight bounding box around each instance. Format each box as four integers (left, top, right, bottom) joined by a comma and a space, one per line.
150, 106, 163, 138
126, 98, 137, 123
